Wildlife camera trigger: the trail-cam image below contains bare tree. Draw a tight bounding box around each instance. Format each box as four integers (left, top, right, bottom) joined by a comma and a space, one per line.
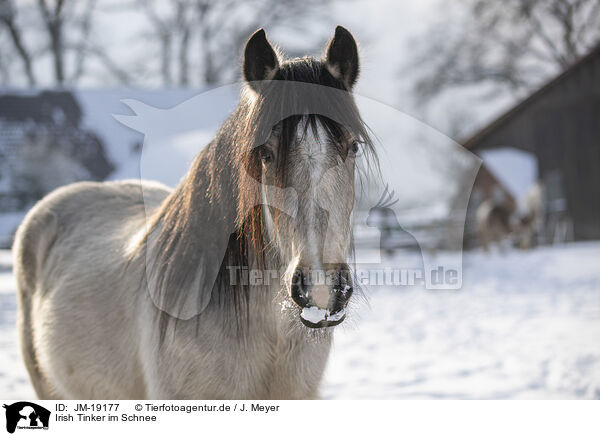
196, 0, 333, 85
70, 0, 98, 83
138, 0, 178, 86
0, 0, 131, 86
39, 0, 132, 85
38, 0, 67, 84
412, 0, 600, 100
138, 0, 332, 87
176, 0, 193, 85
0, 0, 36, 86
0, 0, 333, 87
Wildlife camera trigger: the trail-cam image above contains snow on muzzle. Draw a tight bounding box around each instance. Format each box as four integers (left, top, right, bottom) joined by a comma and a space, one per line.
290, 264, 353, 328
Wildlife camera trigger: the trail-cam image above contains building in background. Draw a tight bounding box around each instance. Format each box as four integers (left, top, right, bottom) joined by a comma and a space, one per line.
0, 91, 113, 247
461, 44, 600, 245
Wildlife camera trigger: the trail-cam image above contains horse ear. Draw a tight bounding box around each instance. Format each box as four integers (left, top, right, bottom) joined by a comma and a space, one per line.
243, 28, 279, 88
325, 26, 359, 89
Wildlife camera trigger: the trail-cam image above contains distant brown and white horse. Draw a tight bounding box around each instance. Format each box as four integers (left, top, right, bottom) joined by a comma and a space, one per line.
13, 27, 374, 399
476, 183, 545, 251
475, 188, 514, 252
515, 181, 544, 249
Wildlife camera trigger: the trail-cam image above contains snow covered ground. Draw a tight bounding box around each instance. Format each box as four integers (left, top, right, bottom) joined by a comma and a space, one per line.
0, 250, 34, 399
1, 243, 599, 400
324, 243, 600, 399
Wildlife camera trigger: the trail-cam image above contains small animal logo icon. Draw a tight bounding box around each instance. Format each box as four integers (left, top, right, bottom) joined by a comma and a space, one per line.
3, 402, 50, 434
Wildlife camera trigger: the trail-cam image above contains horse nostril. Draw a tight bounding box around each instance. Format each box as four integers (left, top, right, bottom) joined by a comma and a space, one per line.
333, 266, 353, 307
290, 268, 310, 308
331, 285, 353, 312
341, 285, 353, 301
338, 266, 353, 294
291, 265, 353, 313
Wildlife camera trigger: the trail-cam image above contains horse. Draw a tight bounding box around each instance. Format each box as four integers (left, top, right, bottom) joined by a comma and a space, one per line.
475, 188, 514, 253
515, 181, 544, 249
13, 26, 375, 399
477, 182, 546, 252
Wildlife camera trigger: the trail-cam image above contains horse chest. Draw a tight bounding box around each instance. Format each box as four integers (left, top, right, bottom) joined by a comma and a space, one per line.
214, 324, 331, 399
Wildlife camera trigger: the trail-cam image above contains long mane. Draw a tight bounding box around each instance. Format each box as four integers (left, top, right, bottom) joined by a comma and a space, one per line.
136, 56, 376, 337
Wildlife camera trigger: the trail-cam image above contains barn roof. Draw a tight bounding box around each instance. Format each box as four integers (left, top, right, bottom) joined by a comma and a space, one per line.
462, 43, 600, 150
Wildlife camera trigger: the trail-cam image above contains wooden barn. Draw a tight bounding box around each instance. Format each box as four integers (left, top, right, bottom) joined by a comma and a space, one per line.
462, 44, 600, 243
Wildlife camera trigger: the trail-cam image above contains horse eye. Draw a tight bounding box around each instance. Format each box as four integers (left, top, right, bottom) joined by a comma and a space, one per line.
350, 140, 361, 156
259, 147, 274, 163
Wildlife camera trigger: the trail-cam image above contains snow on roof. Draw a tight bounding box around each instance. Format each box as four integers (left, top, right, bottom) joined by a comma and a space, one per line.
479, 147, 538, 201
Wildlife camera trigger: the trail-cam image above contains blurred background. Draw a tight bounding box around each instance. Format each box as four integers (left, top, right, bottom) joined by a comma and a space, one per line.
0, 0, 599, 399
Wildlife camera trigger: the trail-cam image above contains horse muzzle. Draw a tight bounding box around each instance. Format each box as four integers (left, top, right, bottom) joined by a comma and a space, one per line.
290, 264, 353, 328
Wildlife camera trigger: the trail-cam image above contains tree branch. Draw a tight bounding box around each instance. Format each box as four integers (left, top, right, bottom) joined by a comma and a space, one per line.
0, 0, 36, 85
